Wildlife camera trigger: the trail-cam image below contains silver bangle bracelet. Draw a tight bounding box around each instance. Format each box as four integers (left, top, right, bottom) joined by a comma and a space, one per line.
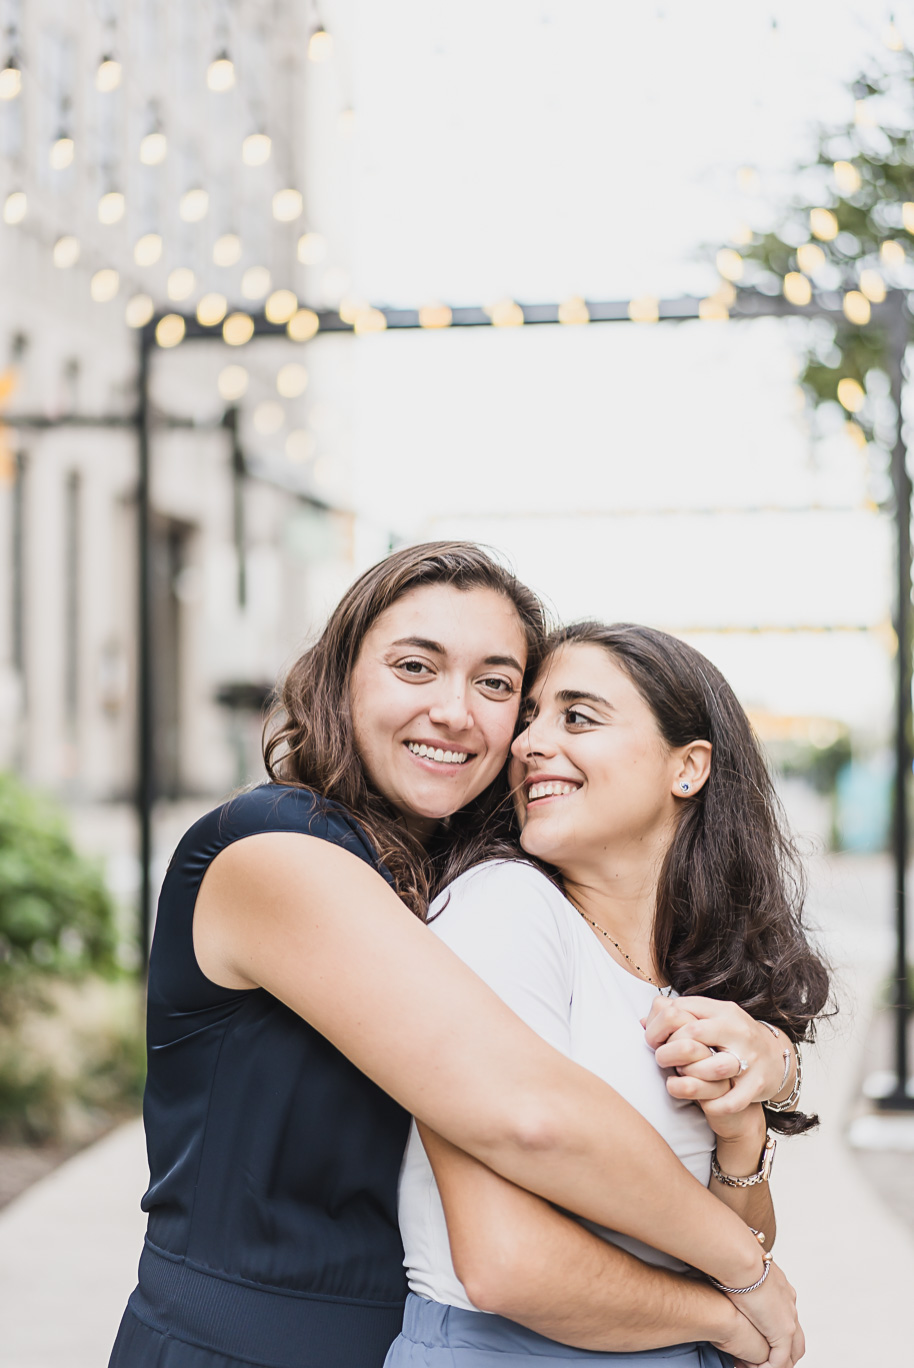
765, 1042, 803, 1112
707, 1229, 773, 1295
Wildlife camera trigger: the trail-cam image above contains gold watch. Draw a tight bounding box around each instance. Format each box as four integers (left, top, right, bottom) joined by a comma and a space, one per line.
711, 1132, 776, 1188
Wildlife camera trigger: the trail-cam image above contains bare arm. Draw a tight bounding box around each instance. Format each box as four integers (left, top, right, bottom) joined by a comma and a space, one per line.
419, 1125, 770, 1364
194, 834, 791, 1315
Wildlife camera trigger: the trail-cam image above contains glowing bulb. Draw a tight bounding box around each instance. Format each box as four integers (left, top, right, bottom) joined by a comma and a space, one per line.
353, 308, 386, 334
903, 203, 914, 235
884, 21, 904, 51
716, 248, 744, 282
125, 294, 155, 328
732, 223, 753, 246
308, 28, 334, 62
213, 233, 242, 267
253, 401, 285, 435
854, 100, 876, 128
843, 290, 871, 325
837, 377, 865, 412
297, 232, 327, 265
272, 188, 303, 222
628, 296, 659, 323
0, 62, 21, 100
287, 308, 320, 342
881, 239, 906, 268
179, 188, 209, 222
223, 312, 254, 346
96, 58, 122, 93
484, 299, 524, 328
241, 265, 270, 299
796, 243, 825, 275
167, 268, 195, 301
286, 430, 316, 463
156, 314, 186, 348
98, 191, 125, 224
810, 208, 839, 241
698, 298, 729, 321
783, 272, 812, 306
859, 269, 886, 303
265, 289, 298, 324
134, 233, 163, 266
140, 131, 167, 165
207, 55, 235, 92
3, 191, 27, 224
736, 166, 759, 193
845, 420, 867, 450
242, 132, 271, 166
338, 298, 367, 325
50, 136, 74, 170
90, 268, 119, 302
276, 363, 309, 397
196, 293, 227, 327
218, 365, 249, 401
419, 303, 453, 329
53, 235, 80, 268
558, 297, 590, 325
833, 161, 861, 196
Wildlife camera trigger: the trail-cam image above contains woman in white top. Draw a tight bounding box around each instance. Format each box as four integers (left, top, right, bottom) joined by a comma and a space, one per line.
388, 622, 829, 1368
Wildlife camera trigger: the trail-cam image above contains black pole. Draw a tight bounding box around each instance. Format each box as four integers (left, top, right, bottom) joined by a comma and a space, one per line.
223, 406, 247, 609
879, 293, 914, 1110
137, 330, 154, 974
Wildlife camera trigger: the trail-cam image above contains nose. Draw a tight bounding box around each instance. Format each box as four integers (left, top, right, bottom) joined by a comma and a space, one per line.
428, 681, 473, 734
511, 713, 555, 762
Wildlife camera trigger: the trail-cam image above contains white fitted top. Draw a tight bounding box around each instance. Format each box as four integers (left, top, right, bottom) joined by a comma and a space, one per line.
397, 860, 714, 1312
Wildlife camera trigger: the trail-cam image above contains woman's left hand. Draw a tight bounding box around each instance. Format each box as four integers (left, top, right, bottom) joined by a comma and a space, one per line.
642, 996, 790, 1139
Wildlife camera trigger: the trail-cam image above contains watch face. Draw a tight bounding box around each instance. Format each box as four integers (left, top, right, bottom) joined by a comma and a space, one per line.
761, 1133, 777, 1181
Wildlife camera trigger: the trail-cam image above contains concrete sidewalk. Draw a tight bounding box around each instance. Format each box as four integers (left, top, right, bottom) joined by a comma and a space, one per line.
1, 853, 912, 1366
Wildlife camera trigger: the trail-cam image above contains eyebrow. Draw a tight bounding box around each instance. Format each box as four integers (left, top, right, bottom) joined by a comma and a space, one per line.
390, 638, 523, 673
554, 689, 614, 709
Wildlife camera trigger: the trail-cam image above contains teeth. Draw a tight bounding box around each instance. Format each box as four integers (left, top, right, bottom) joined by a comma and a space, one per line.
528, 781, 578, 801
406, 742, 468, 764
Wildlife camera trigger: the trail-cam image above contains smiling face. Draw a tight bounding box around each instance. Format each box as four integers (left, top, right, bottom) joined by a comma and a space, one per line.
509, 642, 710, 879
350, 583, 527, 839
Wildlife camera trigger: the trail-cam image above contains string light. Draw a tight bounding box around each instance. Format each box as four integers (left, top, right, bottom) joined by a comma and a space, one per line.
884, 20, 905, 51
903, 203, 914, 234
628, 296, 659, 323
218, 365, 249, 401
732, 223, 753, 246
736, 166, 759, 193
213, 233, 242, 267
134, 233, 163, 266
286, 430, 316, 462
419, 303, 452, 329
881, 239, 906, 268
3, 191, 27, 224
843, 290, 871, 325
179, 188, 209, 222
783, 272, 812, 306
287, 308, 320, 341
859, 269, 886, 303
297, 232, 326, 265
845, 420, 867, 449
140, 131, 167, 165
354, 308, 387, 334
253, 401, 285, 434
558, 297, 590, 325
810, 208, 839, 241
716, 248, 744, 281
833, 160, 861, 196
485, 299, 524, 327
308, 27, 334, 62
276, 363, 309, 397
98, 191, 125, 224
207, 53, 235, 92
0, 59, 21, 100
223, 312, 254, 345
242, 133, 271, 166
272, 188, 303, 222
96, 57, 122, 93
796, 242, 826, 275
854, 100, 876, 128
90, 268, 120, 302
167, 268, 195, 301
698, 297, 729, 321
338, 298, 366, 325
53, 235, 80, 268
241, 266, 271, 299
196, 293, 227, 326
156, 314, 186, 348
125, 294, 155, 328
50, 136, 74, 170
265, 289, 298, 324
837, 377, 865, 412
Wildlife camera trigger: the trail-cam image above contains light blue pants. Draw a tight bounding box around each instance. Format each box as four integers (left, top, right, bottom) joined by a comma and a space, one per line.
383, 1293, 733, 1367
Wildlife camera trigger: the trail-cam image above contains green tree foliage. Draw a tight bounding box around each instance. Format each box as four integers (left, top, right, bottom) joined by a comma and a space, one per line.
0, 771, 117, 1009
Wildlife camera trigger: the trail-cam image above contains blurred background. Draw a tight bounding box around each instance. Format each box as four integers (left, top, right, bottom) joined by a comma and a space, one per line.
1, 2, 913, 1364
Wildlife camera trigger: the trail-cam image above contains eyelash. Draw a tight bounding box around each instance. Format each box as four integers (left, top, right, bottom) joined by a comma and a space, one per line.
395, 661, 516, 696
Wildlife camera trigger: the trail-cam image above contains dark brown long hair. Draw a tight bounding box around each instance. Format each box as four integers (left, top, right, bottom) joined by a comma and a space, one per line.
263, 541, 548, 917
544, 622, 832, 1135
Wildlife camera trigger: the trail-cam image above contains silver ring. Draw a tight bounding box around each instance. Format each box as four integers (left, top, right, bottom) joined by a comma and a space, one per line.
717, 1047, 749, 1075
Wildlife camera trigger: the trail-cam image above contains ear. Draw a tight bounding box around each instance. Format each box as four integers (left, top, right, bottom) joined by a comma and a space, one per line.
672, 740, 712, 799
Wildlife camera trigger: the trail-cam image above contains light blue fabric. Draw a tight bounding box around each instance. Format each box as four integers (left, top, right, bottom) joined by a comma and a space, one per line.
384, 1293, 733, 1367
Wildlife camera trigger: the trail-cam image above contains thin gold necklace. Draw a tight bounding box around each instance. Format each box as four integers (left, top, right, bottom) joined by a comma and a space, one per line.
574, 908, 668, 990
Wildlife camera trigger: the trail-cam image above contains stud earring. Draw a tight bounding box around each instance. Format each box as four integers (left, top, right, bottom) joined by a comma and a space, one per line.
679, 782, 690, 793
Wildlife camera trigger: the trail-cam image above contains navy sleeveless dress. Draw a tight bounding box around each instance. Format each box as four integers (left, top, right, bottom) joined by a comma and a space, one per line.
109, 784, 411, 1368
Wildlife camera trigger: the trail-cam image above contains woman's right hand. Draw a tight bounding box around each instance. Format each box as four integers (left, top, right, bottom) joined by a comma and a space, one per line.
726, 1260, 804, 1368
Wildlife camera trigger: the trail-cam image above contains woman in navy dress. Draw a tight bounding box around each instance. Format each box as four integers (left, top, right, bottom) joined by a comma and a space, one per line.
109, 543, 800, 1368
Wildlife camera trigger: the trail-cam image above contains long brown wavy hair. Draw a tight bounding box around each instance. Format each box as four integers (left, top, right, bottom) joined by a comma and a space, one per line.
263, 541, 548, 918
541, 622, 832, 1135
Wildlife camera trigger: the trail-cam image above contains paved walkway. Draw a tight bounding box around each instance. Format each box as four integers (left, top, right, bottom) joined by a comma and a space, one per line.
1, 853, 912, 1367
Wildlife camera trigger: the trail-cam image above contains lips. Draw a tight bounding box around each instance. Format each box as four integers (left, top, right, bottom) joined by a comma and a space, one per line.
404, 740, 474, 766
524, 774, 582, 804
